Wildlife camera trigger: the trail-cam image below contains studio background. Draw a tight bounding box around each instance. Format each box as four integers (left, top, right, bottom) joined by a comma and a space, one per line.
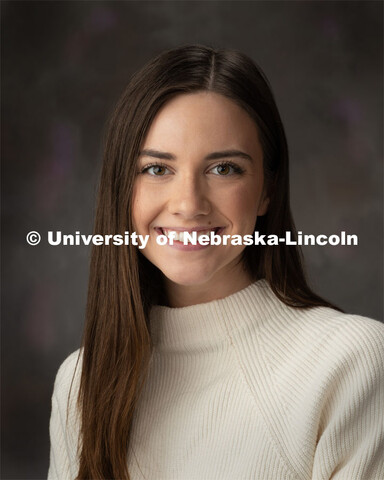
2, 1, 383, 478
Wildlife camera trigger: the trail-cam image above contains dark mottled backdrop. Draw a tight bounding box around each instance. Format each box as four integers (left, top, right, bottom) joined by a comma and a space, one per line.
1, 1, 383, 478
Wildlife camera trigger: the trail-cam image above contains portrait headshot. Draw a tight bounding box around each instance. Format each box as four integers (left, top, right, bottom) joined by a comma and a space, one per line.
2, 2, 383, 479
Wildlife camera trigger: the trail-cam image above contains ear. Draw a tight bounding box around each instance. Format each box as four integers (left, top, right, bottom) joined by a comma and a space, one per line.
257, 193, 269, 216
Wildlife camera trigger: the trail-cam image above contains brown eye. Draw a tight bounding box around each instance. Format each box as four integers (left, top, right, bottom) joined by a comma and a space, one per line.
217, 164, 231, 175
209, 162, 244, 176
141, 164, 171, 176
152, 166, 167, 176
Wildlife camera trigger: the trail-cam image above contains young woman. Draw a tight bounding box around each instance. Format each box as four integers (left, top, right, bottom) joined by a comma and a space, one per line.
48, 45, 384, 480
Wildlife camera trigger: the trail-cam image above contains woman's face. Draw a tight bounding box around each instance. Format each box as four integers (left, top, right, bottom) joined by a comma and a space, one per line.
133, 92, 269, 306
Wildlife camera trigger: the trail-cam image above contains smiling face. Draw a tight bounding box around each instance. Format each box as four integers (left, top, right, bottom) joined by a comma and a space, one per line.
133, 91, 269, 306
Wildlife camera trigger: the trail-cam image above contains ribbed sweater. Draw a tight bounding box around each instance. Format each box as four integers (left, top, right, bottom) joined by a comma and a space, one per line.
48, 280, 384, 480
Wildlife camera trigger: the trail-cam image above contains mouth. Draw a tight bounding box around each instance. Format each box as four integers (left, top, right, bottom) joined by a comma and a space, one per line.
154, 227, 224, 243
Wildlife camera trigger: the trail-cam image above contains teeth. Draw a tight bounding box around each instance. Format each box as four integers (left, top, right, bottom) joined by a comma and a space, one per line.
162, 229, 217, 243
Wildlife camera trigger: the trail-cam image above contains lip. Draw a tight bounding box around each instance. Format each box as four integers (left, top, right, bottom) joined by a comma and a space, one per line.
153, 226, 225, 251
155, 226, 222, 233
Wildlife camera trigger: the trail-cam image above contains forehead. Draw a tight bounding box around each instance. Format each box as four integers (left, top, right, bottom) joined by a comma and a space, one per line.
143, 91, 263, 156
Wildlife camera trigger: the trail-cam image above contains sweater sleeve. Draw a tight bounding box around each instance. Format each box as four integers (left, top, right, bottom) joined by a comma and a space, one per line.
311, 318, 384, 480
48, 350, 81, 480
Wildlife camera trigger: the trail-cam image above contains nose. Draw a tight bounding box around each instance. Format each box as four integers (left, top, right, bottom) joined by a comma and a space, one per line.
167, 173, 211, 219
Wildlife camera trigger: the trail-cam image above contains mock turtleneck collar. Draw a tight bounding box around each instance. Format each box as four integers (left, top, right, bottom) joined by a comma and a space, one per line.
149, 279, 274, 351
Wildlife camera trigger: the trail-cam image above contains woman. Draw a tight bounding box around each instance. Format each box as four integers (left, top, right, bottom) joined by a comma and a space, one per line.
48, 45, 384, 480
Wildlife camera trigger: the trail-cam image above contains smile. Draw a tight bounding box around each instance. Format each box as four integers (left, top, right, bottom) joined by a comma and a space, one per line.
159, 227, 222, 243
154, 227, 224, 251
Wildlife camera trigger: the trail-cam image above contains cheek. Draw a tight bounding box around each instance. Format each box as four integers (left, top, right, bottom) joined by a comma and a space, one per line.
132, 181, 163, 232
222, 183, 261, 228
132, 184, 148, 231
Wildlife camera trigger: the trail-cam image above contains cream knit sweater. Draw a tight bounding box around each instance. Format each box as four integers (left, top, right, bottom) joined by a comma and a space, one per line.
48, 280, 384, 480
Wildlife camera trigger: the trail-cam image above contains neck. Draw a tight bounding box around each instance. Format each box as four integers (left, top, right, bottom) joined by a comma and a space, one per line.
164, 269, 253, 308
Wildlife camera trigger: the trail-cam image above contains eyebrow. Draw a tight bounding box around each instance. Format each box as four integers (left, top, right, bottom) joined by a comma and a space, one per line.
139, 148, 253, 162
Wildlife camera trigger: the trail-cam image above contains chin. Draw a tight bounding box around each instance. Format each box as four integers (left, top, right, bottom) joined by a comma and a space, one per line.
161, 265, 215, 288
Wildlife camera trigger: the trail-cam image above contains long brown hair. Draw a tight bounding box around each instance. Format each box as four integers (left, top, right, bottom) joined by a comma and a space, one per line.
77, 44, 339, 479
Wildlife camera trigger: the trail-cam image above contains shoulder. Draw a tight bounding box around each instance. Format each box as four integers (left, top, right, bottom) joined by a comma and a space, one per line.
52, 349, 83, 411
49, 350, 83, 478
251, 285, 384, 388
276, 309, 384, 415
234, 281, 384, 372
286, 307, 384, 365
259, 283, 384, 361
297, 309, 384, 386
